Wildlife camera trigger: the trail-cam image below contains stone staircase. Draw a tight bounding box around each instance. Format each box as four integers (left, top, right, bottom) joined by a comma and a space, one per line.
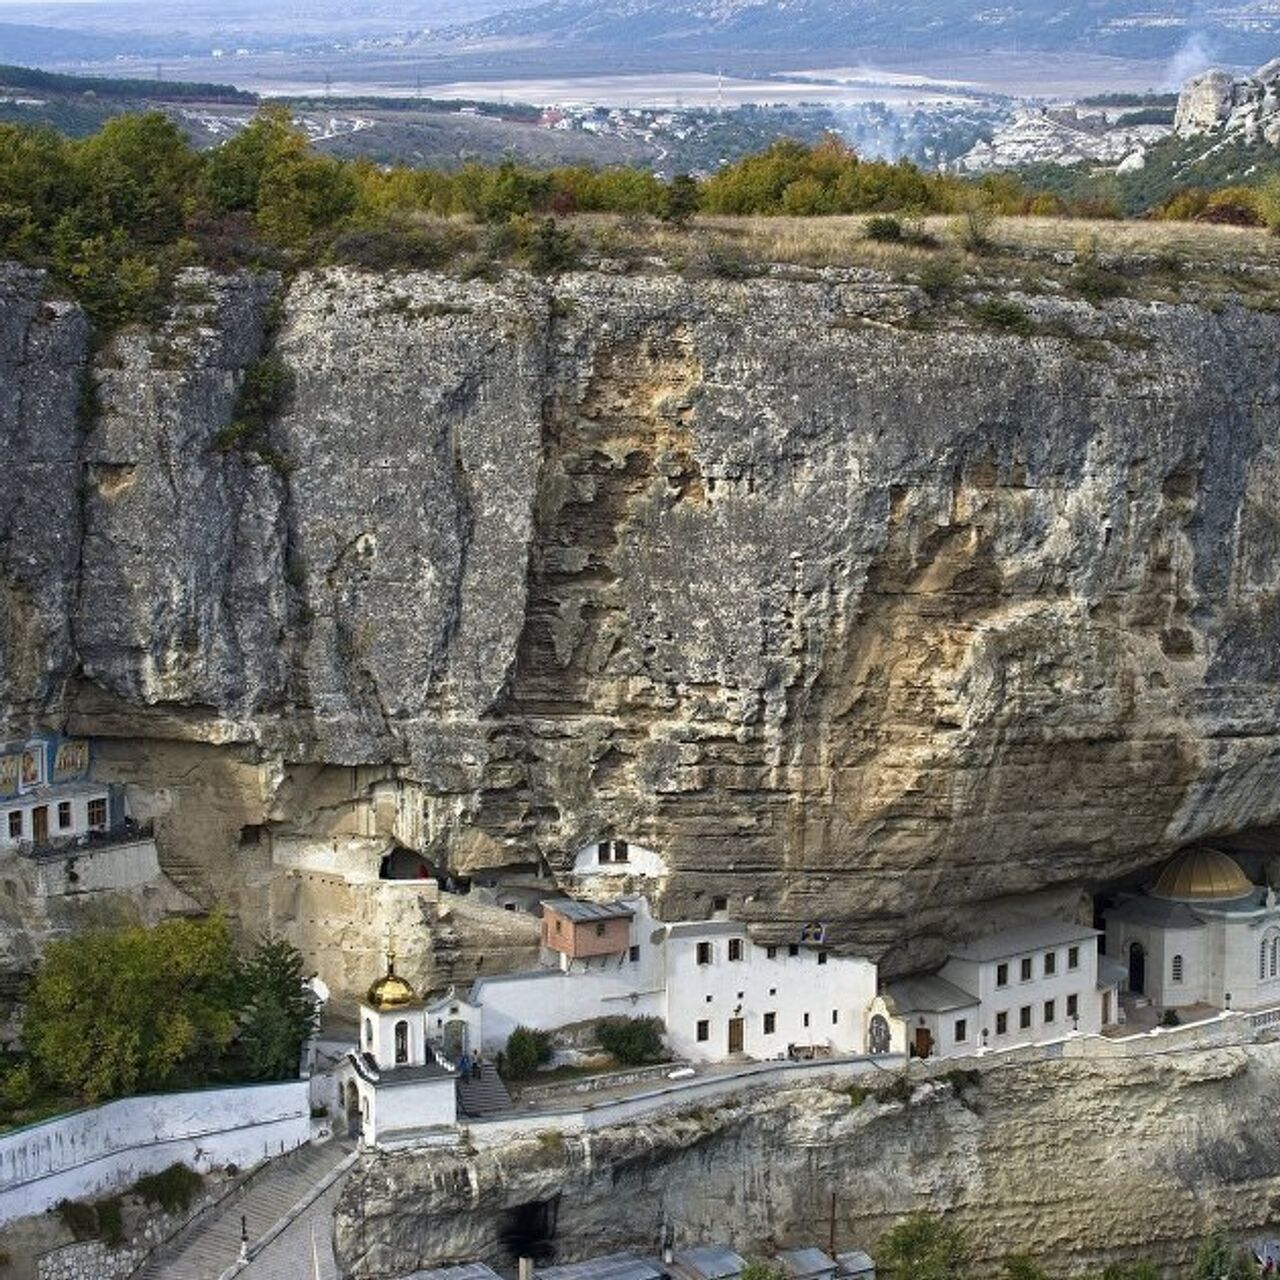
135, 1137, 355, 1280
457, 1064, 513, 1117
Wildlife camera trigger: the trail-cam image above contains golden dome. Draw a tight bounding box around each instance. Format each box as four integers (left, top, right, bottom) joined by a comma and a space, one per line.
366, 954, 417, 1010
1148, 847, 1254, 902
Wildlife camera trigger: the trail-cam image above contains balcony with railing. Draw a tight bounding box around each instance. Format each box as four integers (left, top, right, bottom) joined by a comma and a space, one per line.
15, 818, 156, 861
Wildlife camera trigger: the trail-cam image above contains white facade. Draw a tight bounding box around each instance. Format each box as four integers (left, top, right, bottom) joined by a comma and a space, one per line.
428, 898, 887, 1065
890, 919, 1113, 1059
0, 1081, 310, 1228
0, 783, 113, 848
571, 837, 667, 879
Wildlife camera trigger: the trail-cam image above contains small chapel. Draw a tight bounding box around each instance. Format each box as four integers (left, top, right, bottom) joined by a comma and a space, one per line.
1103, 846, 1280, 1012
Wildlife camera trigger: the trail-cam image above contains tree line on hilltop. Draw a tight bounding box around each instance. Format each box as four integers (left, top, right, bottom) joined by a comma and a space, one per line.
1, 107, 1278, 329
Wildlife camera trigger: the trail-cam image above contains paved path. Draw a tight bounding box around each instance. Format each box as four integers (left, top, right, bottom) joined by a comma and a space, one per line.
139, 1138, 355, 1280
239, 1172, 347, 1280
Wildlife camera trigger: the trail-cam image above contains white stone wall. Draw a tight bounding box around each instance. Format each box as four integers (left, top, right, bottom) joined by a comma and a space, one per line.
32, 838, 161, 896
0, 1081, 310, 1227
571, 839, 667, 879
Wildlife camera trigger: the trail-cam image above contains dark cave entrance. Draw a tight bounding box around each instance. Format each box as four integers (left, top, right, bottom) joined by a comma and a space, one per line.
379, 846, 435, 881
499, 1195, 561, 1264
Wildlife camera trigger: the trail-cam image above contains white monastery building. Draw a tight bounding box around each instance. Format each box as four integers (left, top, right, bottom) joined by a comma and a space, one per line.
888, 918, 1118, 1058
424, 895, 901, 1064
1104, 846, 1280, 1012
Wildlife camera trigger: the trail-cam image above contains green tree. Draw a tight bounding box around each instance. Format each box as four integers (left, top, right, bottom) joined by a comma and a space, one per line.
661, 174, 700, 228
1188, 1226, 1254, 1280
597, 1016, 666, 1065
504, 1026, 553, 1077
1256, 173, 1280, 236
23, 916, 239, 1102
235, 935, 318, 1081
71, 112, 193, 243
200, 105, 298, 215
879, 1212, 969, 1280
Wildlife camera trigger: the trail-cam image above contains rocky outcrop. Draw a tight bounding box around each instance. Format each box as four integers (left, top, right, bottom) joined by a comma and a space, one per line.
1174, 59, 1280, 145
7, 260, 1280, 982
333, 1040, 1280, 1278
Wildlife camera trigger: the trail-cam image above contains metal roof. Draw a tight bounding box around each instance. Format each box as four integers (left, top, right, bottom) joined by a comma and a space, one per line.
885, 974, 979, 1014
538, 1253, 665, 1280
835, 1251, 875, 1277
948, 919, 1100, 963
776, 1248, 837, 1278
398, 1265, 505, 1280
671, 1245, 745, 1280
542, 899, 635, 923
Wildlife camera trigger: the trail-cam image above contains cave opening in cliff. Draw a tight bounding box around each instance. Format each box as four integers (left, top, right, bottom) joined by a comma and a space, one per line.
499, 1195, 561, 1264
379, 845, 436, 881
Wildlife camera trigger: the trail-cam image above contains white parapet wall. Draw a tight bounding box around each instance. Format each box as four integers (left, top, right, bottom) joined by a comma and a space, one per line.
31, 838, 161, 897
0, 1079, 311, 1227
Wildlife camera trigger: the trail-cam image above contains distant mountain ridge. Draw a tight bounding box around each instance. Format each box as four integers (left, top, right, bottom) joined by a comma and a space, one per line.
449, 0, 1280, 64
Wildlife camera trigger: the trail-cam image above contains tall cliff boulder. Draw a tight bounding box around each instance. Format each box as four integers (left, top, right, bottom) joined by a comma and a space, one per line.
6, 259, 1280, 969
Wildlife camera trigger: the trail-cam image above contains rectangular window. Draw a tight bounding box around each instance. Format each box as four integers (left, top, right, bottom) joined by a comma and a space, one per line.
1020, 957, 1032, 981
614, 839, 629, 863
1171, 954, 1183, 983
595, 922, 606, 937
712, 895, 727, 911
788, 944, 799, 957
995, 1011, 1008, 1035
954, 1018, 968, 1043
767, 946, 777, 959
57, 801, 72, 830
598, 839, 611, 861
87, 798, 107, 829
1066, 993, 1079, 1019
728, 938, 743, 961
696, 1020, 709, 1042
697, 942, 712, 965
555, 918, 563, 934
803, 1012, 810, 1028
831, 1009, 839, 1025
1067, 945, 1080, 971
629, 945, 640, 962
996, 962, 1009, 988
817, 952, 828, 965
764, 1012, 776, 1034
7, 811, 20, 839
1019, 1005, 1032, 1030
1044, 951, 1057, 977
1044, 999, 1056, 1024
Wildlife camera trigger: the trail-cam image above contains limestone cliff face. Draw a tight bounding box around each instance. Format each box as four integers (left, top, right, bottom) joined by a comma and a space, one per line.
333, 1042, 1280, 1278
6, 260, 1280, 974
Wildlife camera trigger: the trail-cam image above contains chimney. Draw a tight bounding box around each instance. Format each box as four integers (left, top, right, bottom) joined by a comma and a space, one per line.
519, 1258, 535, 1280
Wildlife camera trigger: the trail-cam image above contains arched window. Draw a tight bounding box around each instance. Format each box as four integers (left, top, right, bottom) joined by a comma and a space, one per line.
1171, 954, 1183, 983
394, 1019, 409, 1065
1262, 932, 1280, 980
364, 1018, 373, 1047
1272, 936, 1279, 979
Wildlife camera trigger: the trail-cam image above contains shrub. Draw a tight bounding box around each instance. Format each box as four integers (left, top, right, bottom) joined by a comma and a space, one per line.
213, 355, 294, 463
95, 1196, 124, 1247
1256, 174, 1280, 237
597, 1016, 666, 1065
918, 258, 963, 299
948, 193, 997, 253
132, 1162, 203, 1214
878, 1212, 969, 1280
505, 1026, 553, 1077
525, 218, 579, 275
1071, 263, 1126, 305
329, 222, 472, 270
1002, 1257, 1048, 1280
58, 1198, 98, 1240
1188, 1225, 1254, 1280
971, 297, 1033, 335
742, 1263, 786, 1280
1160, 1008, 1181, 1027
864, 214, 903, 242
661, 174, 700, 229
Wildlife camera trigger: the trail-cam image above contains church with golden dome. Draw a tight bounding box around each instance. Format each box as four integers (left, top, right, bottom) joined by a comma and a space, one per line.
1103, 847, 1280, 1012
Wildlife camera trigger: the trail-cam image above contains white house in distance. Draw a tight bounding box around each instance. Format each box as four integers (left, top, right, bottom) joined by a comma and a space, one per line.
338, 951, 457, 1147
425, 895, 902, 1064
1104, 846, 1280, 1012
888, 918, 1117, 1058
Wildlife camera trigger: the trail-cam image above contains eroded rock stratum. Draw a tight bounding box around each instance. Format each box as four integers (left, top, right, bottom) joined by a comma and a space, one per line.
5, 260, 1280, 979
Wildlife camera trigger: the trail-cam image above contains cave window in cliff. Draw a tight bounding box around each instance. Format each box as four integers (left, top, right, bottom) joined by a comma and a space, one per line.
499, 1196, 560, 1264
380, 846, 435, 881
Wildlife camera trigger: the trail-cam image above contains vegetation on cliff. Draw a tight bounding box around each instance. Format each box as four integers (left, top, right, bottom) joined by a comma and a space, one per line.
0, 918, 317, 1123
6, 108, 1278, 330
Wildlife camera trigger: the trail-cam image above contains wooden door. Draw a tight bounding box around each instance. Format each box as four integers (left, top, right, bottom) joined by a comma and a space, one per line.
728, 1017, 744, 1054
913, 1026, 933, 1059
31, 806, 48, 844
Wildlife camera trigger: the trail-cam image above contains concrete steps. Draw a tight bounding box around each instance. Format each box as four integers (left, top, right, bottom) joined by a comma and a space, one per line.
137, 1138, 354, 1280
457, 1064, 513, 1117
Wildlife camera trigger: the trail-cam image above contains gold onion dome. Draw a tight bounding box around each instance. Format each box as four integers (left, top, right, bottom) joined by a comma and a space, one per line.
367, 953, 416, 1010
1148, 847, 1254, 902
